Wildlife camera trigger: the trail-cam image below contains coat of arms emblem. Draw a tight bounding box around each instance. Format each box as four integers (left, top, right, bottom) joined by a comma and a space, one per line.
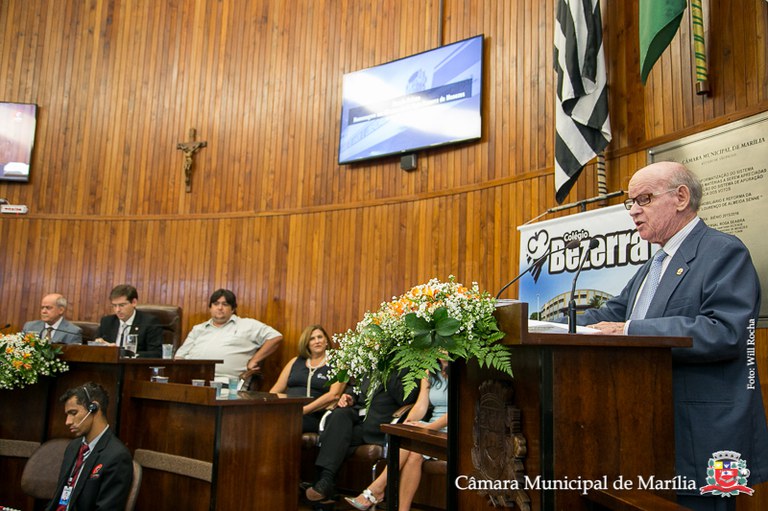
699, 450, 754, 497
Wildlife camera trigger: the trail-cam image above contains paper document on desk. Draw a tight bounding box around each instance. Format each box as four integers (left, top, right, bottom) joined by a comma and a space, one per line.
527, 320, 600, 334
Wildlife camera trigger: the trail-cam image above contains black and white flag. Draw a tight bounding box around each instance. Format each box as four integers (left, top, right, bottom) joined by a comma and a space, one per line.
554, 0, 611, 204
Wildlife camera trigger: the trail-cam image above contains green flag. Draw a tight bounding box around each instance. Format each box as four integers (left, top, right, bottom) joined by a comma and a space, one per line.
639, 0, 687, 84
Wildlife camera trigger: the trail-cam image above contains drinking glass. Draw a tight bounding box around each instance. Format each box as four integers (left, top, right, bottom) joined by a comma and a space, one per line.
124, 334, 139, 357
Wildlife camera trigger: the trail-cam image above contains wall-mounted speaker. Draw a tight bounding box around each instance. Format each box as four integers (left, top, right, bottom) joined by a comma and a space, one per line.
400, 154, 417, 172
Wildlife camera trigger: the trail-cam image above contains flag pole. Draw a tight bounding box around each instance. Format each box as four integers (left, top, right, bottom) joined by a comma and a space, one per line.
543, 189, 624, 217
690, 0, 710, 95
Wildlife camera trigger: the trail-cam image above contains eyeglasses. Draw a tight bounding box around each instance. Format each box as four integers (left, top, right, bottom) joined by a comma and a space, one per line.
111, 302, 132, 309
623, 188, 678, 210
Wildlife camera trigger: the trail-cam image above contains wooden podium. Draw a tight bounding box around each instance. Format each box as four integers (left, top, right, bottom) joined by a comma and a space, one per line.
448, 303, 692, 511
0, 345, 216, 510
121, 380, 309, 511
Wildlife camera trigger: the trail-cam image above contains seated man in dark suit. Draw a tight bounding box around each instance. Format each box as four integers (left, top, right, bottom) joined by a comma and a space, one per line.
22, 293, 82, 344
47, 382, 133, 511
305, 372, 417, 502
94, 284, 162, 357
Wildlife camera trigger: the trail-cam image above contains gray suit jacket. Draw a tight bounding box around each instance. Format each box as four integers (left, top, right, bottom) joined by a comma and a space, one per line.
580, 220, 768, 492
22, 318, 82, 345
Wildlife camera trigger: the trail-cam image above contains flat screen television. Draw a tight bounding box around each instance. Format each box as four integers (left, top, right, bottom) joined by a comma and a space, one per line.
0, 102, 38, 182
338, 35, 483, 165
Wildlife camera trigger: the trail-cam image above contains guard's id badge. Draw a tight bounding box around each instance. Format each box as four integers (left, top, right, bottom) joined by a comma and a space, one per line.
58, 484, 73, 507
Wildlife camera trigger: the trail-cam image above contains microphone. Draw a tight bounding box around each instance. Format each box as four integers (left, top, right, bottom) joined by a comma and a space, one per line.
37, 325, 94, 343
75, 409, 92, 428
496, 239, 581, 299
568, 238, 600, 333
1, 323, 11, 333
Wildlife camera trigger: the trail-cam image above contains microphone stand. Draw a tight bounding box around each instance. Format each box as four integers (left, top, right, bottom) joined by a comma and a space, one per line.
496, 239, 581, 300
496, 250, 551, 300
568, 239, 599, 333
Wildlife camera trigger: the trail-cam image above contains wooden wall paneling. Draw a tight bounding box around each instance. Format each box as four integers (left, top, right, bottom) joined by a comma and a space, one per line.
295, 6, 311, 210
535, 0, 548, 169
522, 0, 534, 174
228, 2, 245, 211
309, 211, 324, 318
758, 4, 768, 102
668, 13, 686, 134
1, 9, 768, 508
719, 1, 739, 115
737, 0, 756, 107
679, 3, 696, 129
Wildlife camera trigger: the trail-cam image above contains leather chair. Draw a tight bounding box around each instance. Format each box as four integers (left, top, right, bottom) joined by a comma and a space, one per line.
240, 368, 264, 391
125, 460, 143, 511
135, 304, 183, 351
70, 321, 100, 344
20, 438, 70, 500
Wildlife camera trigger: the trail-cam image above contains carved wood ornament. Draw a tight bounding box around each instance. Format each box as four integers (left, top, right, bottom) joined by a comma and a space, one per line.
472, 379, 530, 510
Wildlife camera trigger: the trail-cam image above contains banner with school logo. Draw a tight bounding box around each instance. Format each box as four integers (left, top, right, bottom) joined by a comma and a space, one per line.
516, 205, 655, 321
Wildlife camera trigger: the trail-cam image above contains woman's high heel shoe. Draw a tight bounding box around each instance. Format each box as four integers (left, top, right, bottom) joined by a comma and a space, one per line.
344, 488, 382, 510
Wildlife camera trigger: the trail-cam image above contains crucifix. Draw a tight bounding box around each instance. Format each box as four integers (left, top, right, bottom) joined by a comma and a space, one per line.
176, 128, 207, 192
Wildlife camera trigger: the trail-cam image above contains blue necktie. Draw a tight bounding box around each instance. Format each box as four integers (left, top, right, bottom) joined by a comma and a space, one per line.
631, 249, 667, 320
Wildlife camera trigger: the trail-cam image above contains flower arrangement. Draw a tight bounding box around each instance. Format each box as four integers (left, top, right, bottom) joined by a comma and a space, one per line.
328, 276, 512, 401
0, 332, 69, 390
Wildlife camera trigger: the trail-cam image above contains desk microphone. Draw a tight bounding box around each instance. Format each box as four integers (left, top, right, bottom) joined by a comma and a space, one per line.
496, 239, 581, 299
0, 323, 11, 333
568, 238, 600, 333
39, 326, 96, 343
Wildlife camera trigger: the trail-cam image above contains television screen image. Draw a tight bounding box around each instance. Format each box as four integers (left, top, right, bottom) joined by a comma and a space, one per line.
338, 35, 483, 165
0, 102, 38, 183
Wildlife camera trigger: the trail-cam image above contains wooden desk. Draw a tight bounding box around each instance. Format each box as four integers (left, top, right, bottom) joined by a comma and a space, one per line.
382, 423, 447, 510
0, 345, 216, 510
122, 380, 309, 511
48, 345, 219, 437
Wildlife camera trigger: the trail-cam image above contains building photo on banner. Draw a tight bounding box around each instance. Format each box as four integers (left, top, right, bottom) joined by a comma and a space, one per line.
517, 205, 654, 322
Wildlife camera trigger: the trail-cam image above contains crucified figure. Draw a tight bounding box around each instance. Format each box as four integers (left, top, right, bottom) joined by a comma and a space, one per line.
176, 128, 207, 192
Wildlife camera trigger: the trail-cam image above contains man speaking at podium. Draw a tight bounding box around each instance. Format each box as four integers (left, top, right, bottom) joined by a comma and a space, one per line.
578, 161, 768, 511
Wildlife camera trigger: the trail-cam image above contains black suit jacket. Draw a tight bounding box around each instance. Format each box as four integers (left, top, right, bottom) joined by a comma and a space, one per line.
96, 309, 163, 358
46, 428, 133, 511
354, 373, 418, 444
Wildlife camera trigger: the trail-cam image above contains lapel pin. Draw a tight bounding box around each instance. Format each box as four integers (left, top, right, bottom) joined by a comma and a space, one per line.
676, 268, 683, 276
